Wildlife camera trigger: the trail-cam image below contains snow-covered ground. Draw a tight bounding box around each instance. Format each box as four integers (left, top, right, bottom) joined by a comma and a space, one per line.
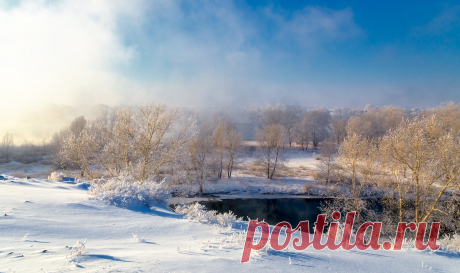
0, 146, 331, 197
0, 160, 55, 179
1, 175, 459, 272
168, 146, 332, 196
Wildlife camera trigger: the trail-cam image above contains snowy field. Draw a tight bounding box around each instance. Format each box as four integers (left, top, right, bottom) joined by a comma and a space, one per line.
1, 176, 459, 272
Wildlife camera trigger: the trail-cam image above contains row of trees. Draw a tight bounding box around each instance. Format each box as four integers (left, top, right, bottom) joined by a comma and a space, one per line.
52, 103, 247, 188
0, 103, 420, 183
252, 105, 409, 180
56, 104, 193, 181
320, 102, 460, 234
0, 132, 13, 162
186, 119, 243, 181
0, 132, 52, 164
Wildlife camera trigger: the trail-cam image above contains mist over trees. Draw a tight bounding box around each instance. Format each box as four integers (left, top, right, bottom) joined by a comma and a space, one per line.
1, 132, 13, 163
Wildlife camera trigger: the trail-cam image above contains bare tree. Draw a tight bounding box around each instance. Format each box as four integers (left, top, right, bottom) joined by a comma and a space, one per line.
330, 111, 348, 144
212, 121, 227, 179
303, 108, 331, 149
260, 108, 283, 128
133, 103, 193, 181
187, 123, 213, 181
1, 132, 14, 163
295, 120, 309, 151
256, 124, 286, 179
225, 129, 243, 178
318, 140, 338, 185
281, 107, 301, 147
336, 133, 378, 220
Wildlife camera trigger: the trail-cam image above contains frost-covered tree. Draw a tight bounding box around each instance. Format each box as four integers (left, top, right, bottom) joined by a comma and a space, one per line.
212, 121, 227, 179
281, 106, 302, 147
336, 133, 378, 221
59, 103, 194, 181
379, 115, 460, 226
318, 140, 338, 185
330, 110, 348, 144
133, 103, 192, 181
69, 116, 87, 139
187, 123, 213, 181
256, 124, 287, 179
60, 121, 97, 177
294, 119, 309, 151
346, 106, 407, 140
425, 101, 460, 134
1, 132, 14, 163
225, 129, 243, 178
303, 108, 331, 149
93, 107, 137, 177
260, 108, 283, 128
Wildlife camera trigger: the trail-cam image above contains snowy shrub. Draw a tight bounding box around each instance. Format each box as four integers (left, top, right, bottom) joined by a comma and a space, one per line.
440, 233, 460, 252
48, 171, 65, 181
217, 211, 237, 227
175, 203, 217, 223
132, 233, 146, 243
88, 176, 171, 207
226, 230, 247, 246
174, 203, 240, 227
71, 239, 87, 256
214, 224, 232, 234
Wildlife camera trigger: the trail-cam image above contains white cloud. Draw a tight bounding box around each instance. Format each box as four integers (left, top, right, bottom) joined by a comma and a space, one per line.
0, 0, 146, 109
0, 0, 146, 141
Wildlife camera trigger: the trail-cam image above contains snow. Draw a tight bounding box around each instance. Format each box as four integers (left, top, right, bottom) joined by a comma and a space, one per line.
1, 175, 459, 272
168, 147, 332, 196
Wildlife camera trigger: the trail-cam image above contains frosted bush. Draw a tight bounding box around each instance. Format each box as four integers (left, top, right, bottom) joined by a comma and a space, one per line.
174, 203, 240, 227
217, 211, 237, 227
71, 239, 87, 256
132, 234, 146, 243
88, 176, 171, 207
214, 224, 232, 234
48, 171, 65, 181
175, 203, 217, 223
440, 233, 460, 252
226, 230, 247, 246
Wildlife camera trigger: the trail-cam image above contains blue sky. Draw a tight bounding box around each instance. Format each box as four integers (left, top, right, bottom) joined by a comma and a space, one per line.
115, 0, 460, 108
1, 0, 459, 114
